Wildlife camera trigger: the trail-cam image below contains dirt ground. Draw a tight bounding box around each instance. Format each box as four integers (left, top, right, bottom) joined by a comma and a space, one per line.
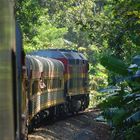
28, 108, 111, 140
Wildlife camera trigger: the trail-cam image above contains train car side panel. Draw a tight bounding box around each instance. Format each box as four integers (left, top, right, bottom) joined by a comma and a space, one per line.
26, 56, 65, 122
0, 0, 16, 139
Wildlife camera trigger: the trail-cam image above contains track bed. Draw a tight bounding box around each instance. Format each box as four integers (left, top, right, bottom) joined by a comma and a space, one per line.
28, 108, 111, 140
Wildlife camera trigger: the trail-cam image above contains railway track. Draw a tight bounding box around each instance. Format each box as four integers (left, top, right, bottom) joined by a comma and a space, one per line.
28, 108, 111, 140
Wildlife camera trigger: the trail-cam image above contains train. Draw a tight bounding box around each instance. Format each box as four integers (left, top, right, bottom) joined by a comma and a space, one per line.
24, 49, 89, 132
0, 1, 89, 140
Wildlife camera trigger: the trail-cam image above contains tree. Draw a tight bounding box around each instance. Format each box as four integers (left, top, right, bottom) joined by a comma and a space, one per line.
16, 0, 68, 52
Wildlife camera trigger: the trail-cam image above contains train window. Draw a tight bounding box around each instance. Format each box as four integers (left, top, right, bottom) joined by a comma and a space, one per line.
69, 78, 77, 89
32, 80, 39, 95
58, 78, 62, 88
59, 79, 62, 88
69, 59, 75, 64
62, 52, 73, 59
25, 79, 28, 91
69, 78, 84, 89
69, 79, 73, 88
54, 78, 61, 88
48, 78, 62, 89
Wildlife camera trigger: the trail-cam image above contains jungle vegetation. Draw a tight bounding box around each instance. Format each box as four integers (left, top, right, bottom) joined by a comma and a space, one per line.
16, 0, 140, 139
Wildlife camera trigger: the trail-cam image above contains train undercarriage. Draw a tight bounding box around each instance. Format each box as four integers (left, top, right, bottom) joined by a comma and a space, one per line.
28, 94, 89, 133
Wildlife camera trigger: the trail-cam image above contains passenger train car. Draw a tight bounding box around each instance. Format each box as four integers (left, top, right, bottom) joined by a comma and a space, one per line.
0, 1, 15, 139
25, 56, 65, 127
0, 0, 24, 139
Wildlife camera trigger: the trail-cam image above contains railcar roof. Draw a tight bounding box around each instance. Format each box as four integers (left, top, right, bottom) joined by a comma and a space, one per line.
47, 49, 78, 52
26, 55, 64, 75
78, 53, 88, 60
35, 56, 64, 73
30, 50, 66, 59
26, 55, 43, 72
30, 49, 87, 61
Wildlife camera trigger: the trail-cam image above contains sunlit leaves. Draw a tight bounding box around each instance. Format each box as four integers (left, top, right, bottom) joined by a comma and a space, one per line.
16, 0, 68, 51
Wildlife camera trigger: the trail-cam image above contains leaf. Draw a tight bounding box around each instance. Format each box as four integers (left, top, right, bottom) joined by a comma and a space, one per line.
100, 55, 129, 76
126, 111, 140, 124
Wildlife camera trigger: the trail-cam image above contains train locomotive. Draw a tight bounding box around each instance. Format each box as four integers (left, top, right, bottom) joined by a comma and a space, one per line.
24, 49, 89, 132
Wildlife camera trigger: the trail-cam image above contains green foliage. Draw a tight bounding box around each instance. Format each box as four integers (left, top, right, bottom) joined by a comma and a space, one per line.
31, 17, 68, 50
105, 0, 140, 59
100, 55, 129, 76
16, 0, 42, 40
99, 55, 140, 139
16, 0, 68, 52
125, 123, 140, 140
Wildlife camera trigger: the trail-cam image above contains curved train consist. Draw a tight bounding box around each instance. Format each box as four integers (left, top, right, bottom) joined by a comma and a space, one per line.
23, 49, 89, 133
0, 1, 89, 140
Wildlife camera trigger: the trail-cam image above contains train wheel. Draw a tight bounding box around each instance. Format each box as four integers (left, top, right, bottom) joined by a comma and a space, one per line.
48, 107, 55, 122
